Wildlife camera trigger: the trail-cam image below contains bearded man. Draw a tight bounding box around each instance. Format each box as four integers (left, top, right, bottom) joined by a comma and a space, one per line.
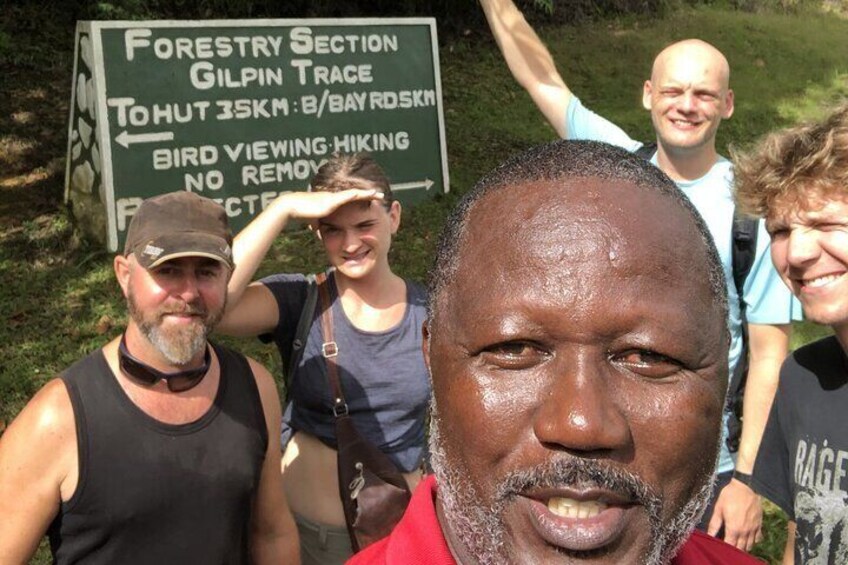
349, 140, 761, 564
0, 192, 299, 564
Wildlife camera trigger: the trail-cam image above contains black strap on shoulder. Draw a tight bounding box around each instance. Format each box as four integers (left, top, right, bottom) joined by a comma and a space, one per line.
726, 211, 759, 451
731, 212, 758, 302
634, 141, 657, 161
285, 273, 319, 400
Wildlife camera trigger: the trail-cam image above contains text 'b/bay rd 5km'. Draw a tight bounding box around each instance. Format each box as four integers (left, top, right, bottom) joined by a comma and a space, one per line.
66, 20, 448, 251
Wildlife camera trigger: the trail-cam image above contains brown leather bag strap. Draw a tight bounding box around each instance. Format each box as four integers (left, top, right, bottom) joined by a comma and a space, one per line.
315, 272, 347, 417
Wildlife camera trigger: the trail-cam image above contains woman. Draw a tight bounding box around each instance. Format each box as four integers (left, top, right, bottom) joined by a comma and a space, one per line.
217, 153, 430, 565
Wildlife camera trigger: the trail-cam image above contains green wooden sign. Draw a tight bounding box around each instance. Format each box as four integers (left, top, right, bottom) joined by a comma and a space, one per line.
66, 19, 448, 251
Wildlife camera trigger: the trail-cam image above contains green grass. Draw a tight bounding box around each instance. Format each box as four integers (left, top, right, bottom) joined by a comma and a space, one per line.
755, 500, 790, 563
3, 3, 848, 564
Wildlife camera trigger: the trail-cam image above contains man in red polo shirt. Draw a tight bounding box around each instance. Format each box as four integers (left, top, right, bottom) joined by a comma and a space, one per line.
349, 140, 761, 564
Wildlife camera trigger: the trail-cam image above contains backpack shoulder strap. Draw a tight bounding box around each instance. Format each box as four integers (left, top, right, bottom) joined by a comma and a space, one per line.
725, 211, 760, 451
634, 141, 657, 161
731, 211, 759, 301
286, 273, 319, 399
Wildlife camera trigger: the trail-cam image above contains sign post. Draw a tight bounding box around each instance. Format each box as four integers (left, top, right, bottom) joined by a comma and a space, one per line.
66, 19, 448, 251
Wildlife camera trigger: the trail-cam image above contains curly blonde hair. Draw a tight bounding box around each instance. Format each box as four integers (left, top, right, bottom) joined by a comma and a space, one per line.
733, 104, 848, 218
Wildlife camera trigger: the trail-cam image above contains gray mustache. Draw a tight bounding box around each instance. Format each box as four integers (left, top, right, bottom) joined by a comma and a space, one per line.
495, 457, 660, 514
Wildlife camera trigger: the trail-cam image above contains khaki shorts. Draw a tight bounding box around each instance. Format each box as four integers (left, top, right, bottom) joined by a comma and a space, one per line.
295, 513, 353, 565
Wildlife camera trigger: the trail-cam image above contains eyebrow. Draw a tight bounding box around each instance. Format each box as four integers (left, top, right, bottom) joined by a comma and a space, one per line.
659, 80, 720, 92
318, 212, 379, 229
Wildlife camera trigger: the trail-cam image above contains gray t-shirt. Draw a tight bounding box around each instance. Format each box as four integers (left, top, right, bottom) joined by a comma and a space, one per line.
260, 271, 430, 472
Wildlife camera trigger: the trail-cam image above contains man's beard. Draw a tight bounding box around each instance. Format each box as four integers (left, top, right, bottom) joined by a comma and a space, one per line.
429, 397, 716, 565
127, 291, 224, 366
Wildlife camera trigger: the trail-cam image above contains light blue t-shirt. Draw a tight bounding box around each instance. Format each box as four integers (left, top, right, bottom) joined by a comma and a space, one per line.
566, 97, 801, 473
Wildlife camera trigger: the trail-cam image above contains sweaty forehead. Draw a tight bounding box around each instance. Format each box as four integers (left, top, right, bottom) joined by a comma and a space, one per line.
448, 177, 709, 301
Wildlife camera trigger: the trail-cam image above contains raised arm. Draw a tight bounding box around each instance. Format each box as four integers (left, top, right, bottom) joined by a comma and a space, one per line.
248, 358, 300, 564
479, 0, 573, 137
0, 380, 76, 563
216, 189, 382, 337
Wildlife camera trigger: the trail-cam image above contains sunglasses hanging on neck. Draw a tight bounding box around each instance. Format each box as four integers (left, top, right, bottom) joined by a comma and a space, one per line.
118, 333, 211, 393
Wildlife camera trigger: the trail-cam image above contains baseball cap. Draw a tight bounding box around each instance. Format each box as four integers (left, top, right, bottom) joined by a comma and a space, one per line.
124, 191, 234, 270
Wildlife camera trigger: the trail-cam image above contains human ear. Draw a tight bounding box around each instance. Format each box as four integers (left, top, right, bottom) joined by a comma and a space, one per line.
114, 255, 131, 298
642, 80, 654, 111
389, 200, 402, 235
722, 89, 735, 119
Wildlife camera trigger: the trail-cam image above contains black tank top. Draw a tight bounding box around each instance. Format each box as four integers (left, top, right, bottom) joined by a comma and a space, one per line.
48, 343, 268, 564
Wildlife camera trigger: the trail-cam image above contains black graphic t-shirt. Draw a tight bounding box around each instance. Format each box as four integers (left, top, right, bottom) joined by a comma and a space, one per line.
753, 335, 848, 564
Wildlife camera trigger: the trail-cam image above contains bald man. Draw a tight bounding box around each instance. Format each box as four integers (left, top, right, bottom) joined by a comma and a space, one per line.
480, 0, 798, 552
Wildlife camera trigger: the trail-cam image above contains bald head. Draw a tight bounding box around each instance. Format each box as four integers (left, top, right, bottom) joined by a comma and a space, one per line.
652, 39, 730, 89
642, 39, 734, 157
